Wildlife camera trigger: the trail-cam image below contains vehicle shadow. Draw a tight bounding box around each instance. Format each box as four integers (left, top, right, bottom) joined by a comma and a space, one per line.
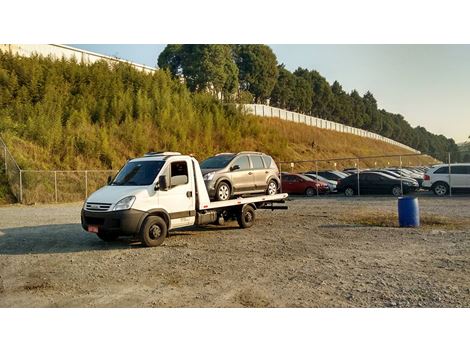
0, 223, 242, 255
0, 224, 136, 255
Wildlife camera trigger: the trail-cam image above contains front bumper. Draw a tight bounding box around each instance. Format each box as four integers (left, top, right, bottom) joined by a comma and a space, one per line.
204, 180, 217, 198
81, 208, 146, 236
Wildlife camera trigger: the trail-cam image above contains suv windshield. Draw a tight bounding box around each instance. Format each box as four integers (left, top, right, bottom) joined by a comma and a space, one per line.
111, 160, 165, 186
200, 154, 235, 169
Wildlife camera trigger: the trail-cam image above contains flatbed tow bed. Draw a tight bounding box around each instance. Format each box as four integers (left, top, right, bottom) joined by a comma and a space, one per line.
81, 152, 289, 247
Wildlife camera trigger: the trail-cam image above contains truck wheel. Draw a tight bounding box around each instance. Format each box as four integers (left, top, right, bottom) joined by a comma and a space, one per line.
216, 181, 231, 201
140, 216, 168, 247
237, 205, 255, 228
97, 232, 119, 242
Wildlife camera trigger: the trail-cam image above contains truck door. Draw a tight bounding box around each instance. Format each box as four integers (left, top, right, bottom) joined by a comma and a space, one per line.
158, 160, 195, 228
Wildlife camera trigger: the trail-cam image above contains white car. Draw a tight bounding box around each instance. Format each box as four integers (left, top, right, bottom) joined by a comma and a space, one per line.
422, 163, 470, 196
304, 173, 337, 192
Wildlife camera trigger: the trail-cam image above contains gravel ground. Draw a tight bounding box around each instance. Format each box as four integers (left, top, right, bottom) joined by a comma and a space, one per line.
0, 195, 469, 307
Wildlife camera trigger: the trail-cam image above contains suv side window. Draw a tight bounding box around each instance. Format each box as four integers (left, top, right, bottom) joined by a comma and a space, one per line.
435, 167, 449, 174
451, 166, 467, 174
262, 156, 273, 169
233, 156, 250, 170
251, 155, 264, 169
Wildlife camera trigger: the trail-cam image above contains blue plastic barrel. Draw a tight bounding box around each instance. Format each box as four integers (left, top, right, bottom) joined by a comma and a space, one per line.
398, 197, 420, 227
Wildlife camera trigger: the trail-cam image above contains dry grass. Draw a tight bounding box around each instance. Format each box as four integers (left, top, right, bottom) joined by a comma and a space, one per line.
341, 210, 470, 230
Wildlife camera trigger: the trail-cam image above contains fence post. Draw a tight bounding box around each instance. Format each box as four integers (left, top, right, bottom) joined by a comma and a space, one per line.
356, 159, 360, 197
399, 155, 403, 196
19, 170, 23, 203
54, 171, 58, 203
448, 153, 452, 197
85, 170, 88, 198
315, 161, 319, 196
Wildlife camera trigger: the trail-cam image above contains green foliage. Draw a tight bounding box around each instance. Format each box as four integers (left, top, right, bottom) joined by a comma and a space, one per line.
157, 44, 238, 100
234, 44, 279, 103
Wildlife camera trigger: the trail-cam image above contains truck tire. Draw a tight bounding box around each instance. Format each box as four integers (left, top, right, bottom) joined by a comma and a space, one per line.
97, 232, 119, 242
216, 181, 231, 201
140, 216, 168, 247
237, 205, 255, 228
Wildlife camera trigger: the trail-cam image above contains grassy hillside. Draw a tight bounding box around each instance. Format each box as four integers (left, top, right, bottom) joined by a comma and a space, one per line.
0, 52, 434, 202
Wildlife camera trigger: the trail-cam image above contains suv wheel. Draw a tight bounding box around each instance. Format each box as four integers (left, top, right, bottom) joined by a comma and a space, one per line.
266, 180, 278, 195
216, 181, 231, 201
433, 182, 449, 196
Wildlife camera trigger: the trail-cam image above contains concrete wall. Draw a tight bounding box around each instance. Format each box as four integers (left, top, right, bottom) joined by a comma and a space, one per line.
242, 104, 420, 153
0, 44, 157, 74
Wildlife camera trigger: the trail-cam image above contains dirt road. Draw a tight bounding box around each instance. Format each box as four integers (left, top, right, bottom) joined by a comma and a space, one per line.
0, 196, 469, 307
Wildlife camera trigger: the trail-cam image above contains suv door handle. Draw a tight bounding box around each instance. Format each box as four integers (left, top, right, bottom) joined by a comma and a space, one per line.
265, 171, 269, 174
248, 172, 253, 175
186, 191, 193, 198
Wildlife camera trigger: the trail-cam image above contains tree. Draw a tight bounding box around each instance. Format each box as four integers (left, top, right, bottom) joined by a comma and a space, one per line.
270, 65, 295, 109
234, 45, 278, 103
157, 45, 238, 99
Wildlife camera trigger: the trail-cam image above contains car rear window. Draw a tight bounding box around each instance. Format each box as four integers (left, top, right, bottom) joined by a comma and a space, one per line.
434, 166, 449, 174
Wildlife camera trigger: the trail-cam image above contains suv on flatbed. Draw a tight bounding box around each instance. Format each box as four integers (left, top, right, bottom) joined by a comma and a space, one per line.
200, 152, 280, 201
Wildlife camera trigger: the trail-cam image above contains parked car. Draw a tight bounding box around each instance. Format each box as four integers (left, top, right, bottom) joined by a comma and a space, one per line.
337, 171, 419, 196
313, 170, 349, 182
303, 173, 338, 192
281, 173, 329, 196
422, 163, 470, 196
386, 168, 424, 187
370, 169, 419, 187
200, 152, 280, 201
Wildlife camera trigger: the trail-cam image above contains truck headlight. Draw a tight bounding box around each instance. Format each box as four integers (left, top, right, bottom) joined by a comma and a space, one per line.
113, 196, 135, 211
203, 172, 215, 181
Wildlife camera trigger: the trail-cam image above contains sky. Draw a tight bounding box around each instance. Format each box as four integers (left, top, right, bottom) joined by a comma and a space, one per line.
70, 44, 470, 143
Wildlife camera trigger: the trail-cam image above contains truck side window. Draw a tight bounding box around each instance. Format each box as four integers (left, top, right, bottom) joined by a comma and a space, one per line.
170, 161, 188, 183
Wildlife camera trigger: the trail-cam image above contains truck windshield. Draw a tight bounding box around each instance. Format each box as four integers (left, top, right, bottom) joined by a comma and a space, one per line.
111, 160, 165, 186
200, 154, 235, 169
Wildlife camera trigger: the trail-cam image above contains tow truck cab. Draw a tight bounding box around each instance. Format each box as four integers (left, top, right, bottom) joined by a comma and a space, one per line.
81, 152, 288, 246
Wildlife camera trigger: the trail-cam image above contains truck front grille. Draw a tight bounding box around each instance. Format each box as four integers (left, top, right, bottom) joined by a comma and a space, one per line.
85, 202, 112, 212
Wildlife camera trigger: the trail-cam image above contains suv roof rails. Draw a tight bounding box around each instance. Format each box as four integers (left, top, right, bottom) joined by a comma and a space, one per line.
144, 151, 181, 157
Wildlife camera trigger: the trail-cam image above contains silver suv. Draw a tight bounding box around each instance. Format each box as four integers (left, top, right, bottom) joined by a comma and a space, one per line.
200, 152, 280, 201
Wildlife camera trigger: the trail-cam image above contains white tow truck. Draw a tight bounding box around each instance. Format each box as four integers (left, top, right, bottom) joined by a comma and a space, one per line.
81, 152, 288, 246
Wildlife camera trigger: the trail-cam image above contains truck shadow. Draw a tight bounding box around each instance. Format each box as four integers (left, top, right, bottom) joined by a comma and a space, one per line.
0, 224, 136, 255
0, 223, 242, 255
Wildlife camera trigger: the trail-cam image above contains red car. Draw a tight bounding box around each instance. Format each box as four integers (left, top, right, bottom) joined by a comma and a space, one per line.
281, 173, 329, 196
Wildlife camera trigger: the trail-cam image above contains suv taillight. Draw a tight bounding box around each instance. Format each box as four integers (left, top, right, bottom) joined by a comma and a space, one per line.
424, 175, 430, 181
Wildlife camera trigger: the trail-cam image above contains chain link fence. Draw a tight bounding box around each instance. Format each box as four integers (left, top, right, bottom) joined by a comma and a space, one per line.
278, 153, 435, 197
19, 170, 117, 204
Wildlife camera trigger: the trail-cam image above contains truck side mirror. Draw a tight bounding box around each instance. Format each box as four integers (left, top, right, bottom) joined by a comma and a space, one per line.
158, 175, 168, 191
231, 165, 240, 171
